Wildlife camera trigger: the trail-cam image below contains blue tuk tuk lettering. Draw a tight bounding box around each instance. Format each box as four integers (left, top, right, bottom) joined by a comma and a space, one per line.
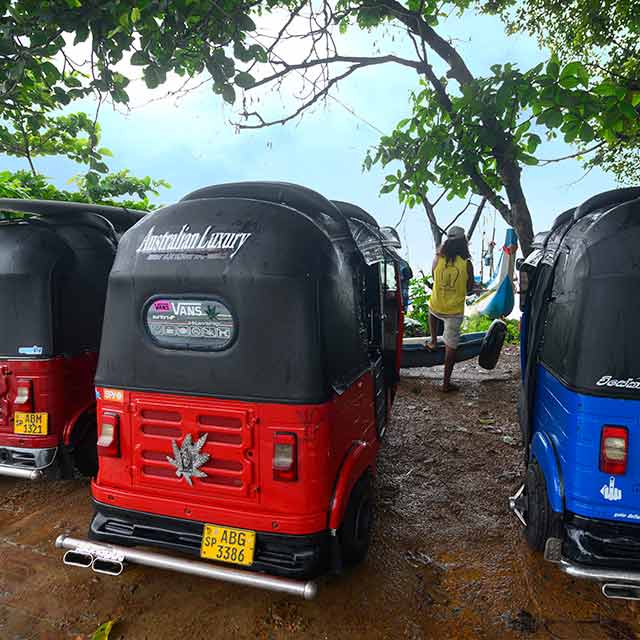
596, 375, 640, 389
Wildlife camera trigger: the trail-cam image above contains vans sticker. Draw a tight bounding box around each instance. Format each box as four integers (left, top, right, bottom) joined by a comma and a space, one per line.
136, 225, 252, 260
596, 375, 640, 390
18, 345, 43, 355
601, 476, 622, 501
146, 298, 235, 351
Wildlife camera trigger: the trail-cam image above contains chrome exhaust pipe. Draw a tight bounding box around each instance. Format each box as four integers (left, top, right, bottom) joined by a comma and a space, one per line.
63, 549, 93, 568
0, 465, 43, 481
55, 535, 318, 600
602, 583, 640, 601
92, 557, 124, 576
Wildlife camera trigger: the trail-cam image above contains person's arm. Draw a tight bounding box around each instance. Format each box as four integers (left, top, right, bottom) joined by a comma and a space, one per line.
466, 260, 475, 294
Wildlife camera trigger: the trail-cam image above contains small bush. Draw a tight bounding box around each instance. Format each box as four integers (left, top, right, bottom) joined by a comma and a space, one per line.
462, 314, 520, 344
406, 274, 432, 333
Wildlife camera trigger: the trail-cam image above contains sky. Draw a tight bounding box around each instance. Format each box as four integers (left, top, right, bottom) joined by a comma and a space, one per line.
2, 5, 620, 273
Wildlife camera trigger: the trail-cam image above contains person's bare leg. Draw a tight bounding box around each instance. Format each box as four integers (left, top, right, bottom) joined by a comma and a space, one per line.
426, 313, 438, 349
443, 345, 459, 392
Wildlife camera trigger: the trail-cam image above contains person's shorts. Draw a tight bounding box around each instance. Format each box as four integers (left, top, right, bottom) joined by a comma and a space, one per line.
430, 311, 464, 349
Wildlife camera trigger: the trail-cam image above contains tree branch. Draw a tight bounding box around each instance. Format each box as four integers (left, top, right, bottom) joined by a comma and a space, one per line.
248, 54, 425, 90
537, 141, 606, 165
467, 197, 487, 240
238, 64, 360, 128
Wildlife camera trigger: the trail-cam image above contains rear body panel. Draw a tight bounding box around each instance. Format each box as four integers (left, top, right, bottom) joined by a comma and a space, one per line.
533, 365, 640, 523
93, 369, 378, 536
0, 353, 97, 453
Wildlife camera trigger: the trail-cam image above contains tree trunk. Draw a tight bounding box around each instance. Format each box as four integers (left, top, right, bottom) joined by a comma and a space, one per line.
495, 155, 534, 256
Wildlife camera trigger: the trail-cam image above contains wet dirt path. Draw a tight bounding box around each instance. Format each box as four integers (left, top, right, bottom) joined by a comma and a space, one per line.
1, 347, 639, 639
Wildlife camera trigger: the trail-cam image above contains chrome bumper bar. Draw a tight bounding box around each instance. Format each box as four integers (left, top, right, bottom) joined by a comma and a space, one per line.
558, 558, 640, 584
0, 446, 57, 479
55, 535, 318, 600
558, 558, 640, 600
0, 465, 43, 480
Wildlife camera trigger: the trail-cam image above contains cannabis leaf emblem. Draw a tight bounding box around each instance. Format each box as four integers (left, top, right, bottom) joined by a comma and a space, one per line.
166, 433, 210, 486
205, 304, 219, 321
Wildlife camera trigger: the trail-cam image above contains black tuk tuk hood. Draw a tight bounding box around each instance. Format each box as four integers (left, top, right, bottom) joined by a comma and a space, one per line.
96, 188, 374, 404
521, 188, 640, 449
0, 213, 119, 358
0, 198, 146, 234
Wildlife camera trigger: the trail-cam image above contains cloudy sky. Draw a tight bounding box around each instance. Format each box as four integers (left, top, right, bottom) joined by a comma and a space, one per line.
3, 6, 619, 273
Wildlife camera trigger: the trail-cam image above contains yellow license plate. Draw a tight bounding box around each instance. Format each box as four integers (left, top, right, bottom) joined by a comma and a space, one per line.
200, 524, 255, 566
14, 412, 48, 435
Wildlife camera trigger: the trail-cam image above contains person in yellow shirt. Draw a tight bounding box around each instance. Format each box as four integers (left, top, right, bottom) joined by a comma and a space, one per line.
426, 226, 475, 392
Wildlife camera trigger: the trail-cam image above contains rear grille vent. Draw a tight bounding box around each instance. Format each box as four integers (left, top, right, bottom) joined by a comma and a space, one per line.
133, 400, 256, 500
141, 409, 181, 422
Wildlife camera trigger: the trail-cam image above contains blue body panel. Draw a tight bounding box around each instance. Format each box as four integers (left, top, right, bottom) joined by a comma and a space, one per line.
532, 365, 640, 524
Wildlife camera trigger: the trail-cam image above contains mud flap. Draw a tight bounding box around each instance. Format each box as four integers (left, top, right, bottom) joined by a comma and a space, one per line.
330, 529, 343, 575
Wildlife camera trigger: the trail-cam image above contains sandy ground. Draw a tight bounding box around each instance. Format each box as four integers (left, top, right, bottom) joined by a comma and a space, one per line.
1, 347, 640, 639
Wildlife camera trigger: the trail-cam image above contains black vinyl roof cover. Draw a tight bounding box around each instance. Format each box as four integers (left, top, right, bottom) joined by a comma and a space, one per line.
521, 188, 640, 447
96, 188, 371, 403
0, 198, 146, 233
331, 200, 379, 228
0, 214, 118, 357
182, 181, 351, 240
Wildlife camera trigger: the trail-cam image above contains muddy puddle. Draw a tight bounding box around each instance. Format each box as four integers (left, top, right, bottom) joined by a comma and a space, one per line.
1, 347, 639, 639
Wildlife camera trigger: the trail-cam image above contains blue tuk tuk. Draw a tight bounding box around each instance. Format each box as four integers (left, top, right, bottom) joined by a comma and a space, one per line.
511, 187, 640, 600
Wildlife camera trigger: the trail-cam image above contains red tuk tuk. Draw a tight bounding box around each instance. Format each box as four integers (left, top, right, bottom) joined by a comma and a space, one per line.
56, 182, 403, 598
0, 200, 144, 480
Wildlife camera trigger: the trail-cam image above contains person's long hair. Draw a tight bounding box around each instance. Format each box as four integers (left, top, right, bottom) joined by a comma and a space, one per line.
439, 237, 470, 264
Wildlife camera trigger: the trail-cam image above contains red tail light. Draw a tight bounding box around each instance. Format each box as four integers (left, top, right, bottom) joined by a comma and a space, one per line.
97, 412, 120, 457
14, 380, 33, 412
273, 432, 297, 481
600, 426, 628, 475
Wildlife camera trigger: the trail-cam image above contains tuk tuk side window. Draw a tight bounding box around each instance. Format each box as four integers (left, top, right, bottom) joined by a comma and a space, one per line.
384, 262, 397, 293
143, 297, 236, 351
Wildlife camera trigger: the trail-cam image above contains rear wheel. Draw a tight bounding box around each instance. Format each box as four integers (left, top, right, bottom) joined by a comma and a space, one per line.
524, 460, 552, 551
339, 472, 374, 566
71, 413, 99, 477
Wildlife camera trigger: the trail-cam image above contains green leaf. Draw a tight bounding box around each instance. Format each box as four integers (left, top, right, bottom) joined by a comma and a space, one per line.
91, 620, 116, 640
495, 83, 512, 113
130, 51, 148, 66
593, 83, 626, 99
543, 108, 563, 128
66, 0, 81, 7
619, 101, 638, 121
546, 58, 560, 80
518, 152, 538, 166
143, 66, 162, 89
526, 133, 542, 153
579, 122, 595, 142
234, 71, 255, 89
559, 75, 580, 89
222, 84, 236, 104
560, 61, 589, 87
131, 7, 141, 23
380, 182, 396, 194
